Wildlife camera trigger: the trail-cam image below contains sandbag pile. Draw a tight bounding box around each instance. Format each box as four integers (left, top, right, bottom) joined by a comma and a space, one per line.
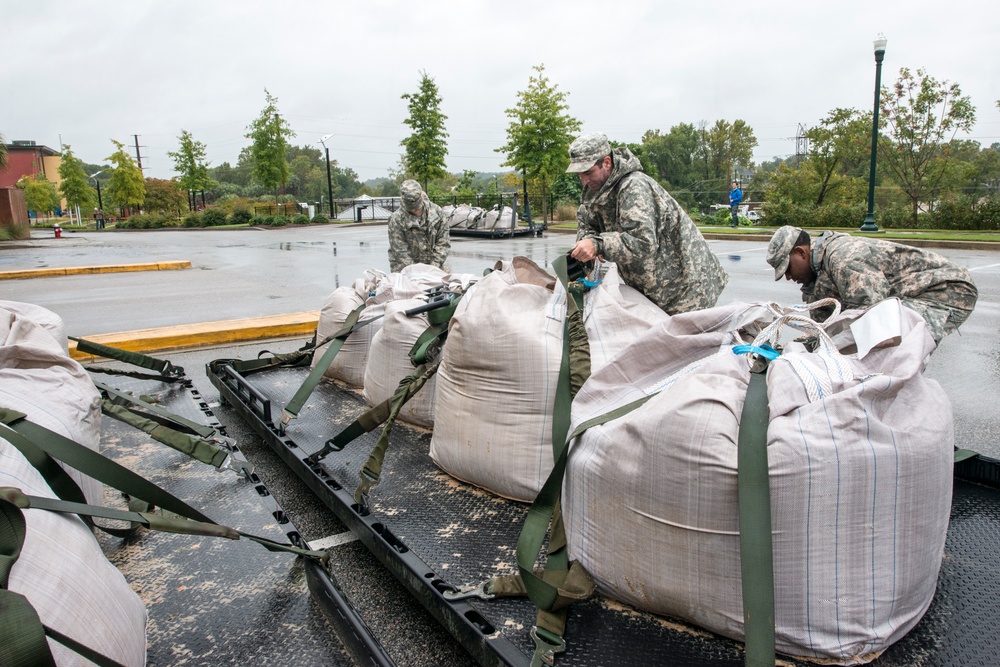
429, 258, 668, 501
562, 300, 953, 664
0, 301, 148, 667
313, 264, 451, 387
439, 204, 516, 230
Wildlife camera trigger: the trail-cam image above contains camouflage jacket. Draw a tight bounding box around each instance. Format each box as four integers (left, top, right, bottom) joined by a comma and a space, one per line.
576, 147, 728, 314
387, 198, 450, 273
802, 231, 977, 317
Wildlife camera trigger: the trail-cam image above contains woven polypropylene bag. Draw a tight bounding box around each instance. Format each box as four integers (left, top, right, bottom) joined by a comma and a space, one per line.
563, 301, 952, 664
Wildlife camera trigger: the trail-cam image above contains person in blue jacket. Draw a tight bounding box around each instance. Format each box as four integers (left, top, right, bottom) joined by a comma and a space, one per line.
728, 181, 742, 228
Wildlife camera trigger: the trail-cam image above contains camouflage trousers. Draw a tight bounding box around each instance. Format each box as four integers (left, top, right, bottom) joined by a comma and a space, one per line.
901, 281, 978, 344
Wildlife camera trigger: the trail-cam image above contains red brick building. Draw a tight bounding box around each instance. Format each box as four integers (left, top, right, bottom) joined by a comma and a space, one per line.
0, 141, 62, 189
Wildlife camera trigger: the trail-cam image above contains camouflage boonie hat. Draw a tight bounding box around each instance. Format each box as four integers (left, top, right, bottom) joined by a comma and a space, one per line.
400, 180, 424, 213
766, 225, 804, 280
566, 132, 611, 173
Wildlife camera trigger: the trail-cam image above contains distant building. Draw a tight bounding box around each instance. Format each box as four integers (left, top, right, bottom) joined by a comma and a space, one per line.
0, 141, 65, 213
0, 141, 62, 188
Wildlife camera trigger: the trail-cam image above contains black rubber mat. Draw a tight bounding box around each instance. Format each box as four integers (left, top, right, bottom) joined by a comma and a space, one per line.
95, 372, 353, 667
214, 362, 1000, 667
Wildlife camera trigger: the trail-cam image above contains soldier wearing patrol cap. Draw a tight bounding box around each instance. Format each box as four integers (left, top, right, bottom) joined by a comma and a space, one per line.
387, 179, 450, 273
567, 132, 728, 314
766, 225, 978, 345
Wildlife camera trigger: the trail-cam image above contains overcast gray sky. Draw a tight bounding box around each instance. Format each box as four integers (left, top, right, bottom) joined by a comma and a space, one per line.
4, 0, 998, 183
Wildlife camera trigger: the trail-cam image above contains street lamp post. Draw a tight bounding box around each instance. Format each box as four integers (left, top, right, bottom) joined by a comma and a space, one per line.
319, 134, 335, 217
89, 170, 104, 211
861, 33, 888, 232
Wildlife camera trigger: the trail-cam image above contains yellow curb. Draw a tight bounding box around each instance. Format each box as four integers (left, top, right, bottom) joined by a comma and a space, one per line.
0, 260, 191, 280
70, 311, 319, 361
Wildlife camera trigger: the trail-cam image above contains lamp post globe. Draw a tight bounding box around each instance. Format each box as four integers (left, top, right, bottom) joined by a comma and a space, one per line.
861, 33, 887, 232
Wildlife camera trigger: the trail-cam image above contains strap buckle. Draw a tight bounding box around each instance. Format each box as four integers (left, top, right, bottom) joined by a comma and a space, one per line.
529, 626, 566, 666
442, 580, 495, 601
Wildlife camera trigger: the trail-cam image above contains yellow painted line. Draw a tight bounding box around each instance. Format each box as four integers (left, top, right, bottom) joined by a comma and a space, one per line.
0, 260, 191, 280
70, 311, 319, 361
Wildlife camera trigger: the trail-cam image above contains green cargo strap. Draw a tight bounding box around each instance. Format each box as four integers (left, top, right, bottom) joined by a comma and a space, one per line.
1, 487, 239, 540
70, 336, 184, 379
409, 294, 462, 365
955, 448, 979, 462
737, 360, 776, 667
98, 381, 218, 438
306, 396, 393, 464
280, 304, 371, 429
353, 361, 440, 510
101, 400, 233, 470
305, 307, 458, 465
513, 254, 592, 665
1, 496, 59, 667
0, 410, 326, 562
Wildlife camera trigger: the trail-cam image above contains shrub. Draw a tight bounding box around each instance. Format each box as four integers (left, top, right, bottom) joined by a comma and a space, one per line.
230, 209, 253, 226
201, 208, 228, 227
311, 214, 329, 223
292, 214, 310, 225
974, 195, 1000, 231
273, 215, 290, 226
253, 215, 274, 227
812, 203, 867, 229
183, 213, 202, 228
876, 206, 912, 230
553, 200, 579, 222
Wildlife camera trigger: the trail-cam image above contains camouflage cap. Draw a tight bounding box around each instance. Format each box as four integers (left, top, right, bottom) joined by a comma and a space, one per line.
766, 225, 804, 281
566, 132, 611, 173
400, 180, 424, 213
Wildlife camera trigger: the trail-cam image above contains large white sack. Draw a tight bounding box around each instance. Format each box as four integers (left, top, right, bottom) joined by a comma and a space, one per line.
0, 303, 104, 506
563, 301, 953, 664
429, 259, 668, 501
313, 265, 450, 387
0, 439, 148, 667
314, 270, 388, 388
362, 297, 439, 428
0, 300, 69, 353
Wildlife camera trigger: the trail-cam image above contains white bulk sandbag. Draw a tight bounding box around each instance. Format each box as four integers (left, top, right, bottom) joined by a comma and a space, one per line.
429, 259, 668, 501
362, 297, 438, 428
1, 441, 148, 667
314, 265, 451, 387
563, 301, 953, 664
0, 303, 104, 506
479, 208, 500, 229
0, 300, 69, 353
314, 269, 389, 388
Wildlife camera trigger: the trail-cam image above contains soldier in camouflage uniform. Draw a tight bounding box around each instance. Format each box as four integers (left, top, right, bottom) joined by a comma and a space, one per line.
566, 132, 729, 314
766, 225, 978, 344
387, 180, 450, 273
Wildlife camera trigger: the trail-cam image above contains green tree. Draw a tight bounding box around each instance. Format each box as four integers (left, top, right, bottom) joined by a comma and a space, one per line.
105, 140, 146, 213
58, 145, 96, 214
804, 108, 872, 205
144, 178, 187, 215
642, 124, 700, 188
245, 89, 295, 203
497, 64, 581, 223
18, 175, 61, 218
878, 67, 976, 222
168, 130, 216, 208
400, 71, 449, 191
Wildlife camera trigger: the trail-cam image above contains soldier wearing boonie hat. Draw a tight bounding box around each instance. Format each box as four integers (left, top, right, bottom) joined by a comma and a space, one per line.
766, 224, 977, 346
565, 132, 728, 315
387, 179, 450, 273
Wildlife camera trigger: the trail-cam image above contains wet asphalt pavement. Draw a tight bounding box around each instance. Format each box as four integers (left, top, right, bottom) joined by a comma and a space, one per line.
3, 224, 999, 665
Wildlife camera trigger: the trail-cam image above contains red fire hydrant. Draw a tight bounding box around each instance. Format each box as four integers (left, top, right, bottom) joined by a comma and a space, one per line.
53, 224, 62, 238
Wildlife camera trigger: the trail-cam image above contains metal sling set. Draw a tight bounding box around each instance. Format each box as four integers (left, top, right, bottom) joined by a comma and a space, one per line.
0, 342, 329, 667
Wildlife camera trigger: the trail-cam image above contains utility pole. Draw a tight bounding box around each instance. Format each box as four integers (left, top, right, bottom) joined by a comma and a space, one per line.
133, 135, 144, 171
